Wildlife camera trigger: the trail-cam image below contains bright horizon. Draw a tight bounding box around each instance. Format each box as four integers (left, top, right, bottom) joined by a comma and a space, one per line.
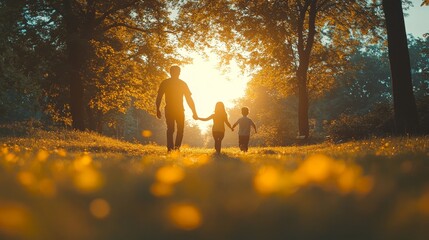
181, 53, 250, 134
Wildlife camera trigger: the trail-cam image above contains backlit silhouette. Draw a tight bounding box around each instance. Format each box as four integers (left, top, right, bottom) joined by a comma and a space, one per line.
156, 66, 198, 151
198, 102, 233, 154
232, 107, 257, 152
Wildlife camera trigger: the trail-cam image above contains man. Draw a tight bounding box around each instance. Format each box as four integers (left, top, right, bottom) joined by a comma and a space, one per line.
156, 66, 198, 151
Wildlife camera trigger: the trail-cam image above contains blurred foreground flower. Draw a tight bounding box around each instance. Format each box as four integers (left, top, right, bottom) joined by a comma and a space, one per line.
150, 166, 185, 197
254, 166, 280, 194
0, 202, 32, 237
168, 203, 202, 230
254, 154, 374, 196
36, 149, 49, 162
156, 166, 185, 185
90, 198, 111, 219
74, 167, 104, 193
74, 154, 92, 171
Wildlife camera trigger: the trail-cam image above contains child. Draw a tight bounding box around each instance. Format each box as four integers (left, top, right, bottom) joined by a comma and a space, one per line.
232, 107, 257, 152
198, 102, 233, 154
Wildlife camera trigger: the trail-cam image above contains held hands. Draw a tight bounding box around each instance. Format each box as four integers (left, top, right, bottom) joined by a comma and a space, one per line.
192, 113, 198, 120
230, 127, 234, 131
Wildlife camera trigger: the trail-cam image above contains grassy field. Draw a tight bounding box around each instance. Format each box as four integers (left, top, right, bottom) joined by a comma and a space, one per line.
1, 129, 429, 240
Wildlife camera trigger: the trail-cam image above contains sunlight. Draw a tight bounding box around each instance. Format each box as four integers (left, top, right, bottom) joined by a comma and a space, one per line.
181, 52, 250, 133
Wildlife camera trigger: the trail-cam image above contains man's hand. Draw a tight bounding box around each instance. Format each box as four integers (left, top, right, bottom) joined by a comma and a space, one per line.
156, 109, 162, 119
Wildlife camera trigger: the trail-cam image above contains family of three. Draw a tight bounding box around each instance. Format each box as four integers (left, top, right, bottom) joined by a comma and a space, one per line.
156, 66, 257, 154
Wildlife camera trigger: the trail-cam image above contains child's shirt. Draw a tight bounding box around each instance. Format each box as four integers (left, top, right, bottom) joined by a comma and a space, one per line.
235, 116, 255, 136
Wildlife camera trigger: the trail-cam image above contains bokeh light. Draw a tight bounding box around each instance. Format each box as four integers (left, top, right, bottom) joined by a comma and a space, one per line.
89, 198, 111, 219
156, 166, 185, 185
0, 202, 31, 237
168, 203, 202, 230
73, 167, 104, 193
141, 130, 152, 138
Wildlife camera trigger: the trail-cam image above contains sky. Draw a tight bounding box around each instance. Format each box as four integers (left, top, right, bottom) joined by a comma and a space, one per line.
404, 0, 429, 37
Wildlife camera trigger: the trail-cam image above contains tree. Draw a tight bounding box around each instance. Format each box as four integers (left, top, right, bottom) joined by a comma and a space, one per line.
382, 0, 419, 134
408, 36, 429, 98
178, 0, 380, 139
24, 0, 179, 130
0, 0, 45, 122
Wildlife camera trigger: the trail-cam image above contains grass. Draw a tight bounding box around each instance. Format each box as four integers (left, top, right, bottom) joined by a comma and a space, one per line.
1, 129, 429, 240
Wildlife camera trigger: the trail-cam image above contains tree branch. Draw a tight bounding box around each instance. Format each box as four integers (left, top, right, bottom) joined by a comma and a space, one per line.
95, 0, 139, 26
102, 22, 175, 35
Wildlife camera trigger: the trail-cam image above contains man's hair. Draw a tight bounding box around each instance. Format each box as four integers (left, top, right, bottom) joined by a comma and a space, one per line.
241, 107, 249, 116
170, 65, 181, 76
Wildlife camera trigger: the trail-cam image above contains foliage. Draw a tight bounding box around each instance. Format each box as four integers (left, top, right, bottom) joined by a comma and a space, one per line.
0, 0, 44, 123
1, 130, 429, 239
408, 35, 429, 97
235, 81, 298, 146
5, 0, 183, 130
416, 95, 429, 133
326, 94, 429, 140
326, 103, 394, 141
177, 0, 383, 137
241, 36, 428, 142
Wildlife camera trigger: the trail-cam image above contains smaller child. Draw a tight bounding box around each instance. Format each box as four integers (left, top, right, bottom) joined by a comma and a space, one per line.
198, 102, 233, 154
232, 107, 257, 152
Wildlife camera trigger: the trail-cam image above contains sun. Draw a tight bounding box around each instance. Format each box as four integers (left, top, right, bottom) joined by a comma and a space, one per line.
181, 53, 249, 133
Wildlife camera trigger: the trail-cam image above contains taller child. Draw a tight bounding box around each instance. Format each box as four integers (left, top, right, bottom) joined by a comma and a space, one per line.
156, 66, 198, 152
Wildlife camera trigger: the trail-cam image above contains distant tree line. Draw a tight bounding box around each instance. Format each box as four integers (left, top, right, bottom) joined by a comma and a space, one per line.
1, 0, 427, 145
233, 36, 428, 145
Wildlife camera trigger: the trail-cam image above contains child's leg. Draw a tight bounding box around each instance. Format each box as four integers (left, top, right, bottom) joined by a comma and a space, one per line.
214, 138, 220, 153
213, 131, 225, 153
238, 136, 244, 151
243, 135, 250, 152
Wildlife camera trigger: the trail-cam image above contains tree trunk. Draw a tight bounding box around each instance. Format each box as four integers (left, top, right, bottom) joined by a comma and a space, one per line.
296, 0, 317, 139
87, 107, 103, 133
297, 68, 310, 138
69, 64, 85, 130
382, 0, 419, 134
64, 0, 85, 130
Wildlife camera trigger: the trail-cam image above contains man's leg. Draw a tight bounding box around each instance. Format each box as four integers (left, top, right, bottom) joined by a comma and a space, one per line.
174, 111, 185, 149
165, 110, 175, 151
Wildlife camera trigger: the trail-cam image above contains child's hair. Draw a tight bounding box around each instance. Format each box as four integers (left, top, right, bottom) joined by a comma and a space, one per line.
215, 102, 227, 117
241, 107, 249, 116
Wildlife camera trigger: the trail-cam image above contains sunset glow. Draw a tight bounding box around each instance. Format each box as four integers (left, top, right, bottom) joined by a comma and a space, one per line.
181, 53, 250, 133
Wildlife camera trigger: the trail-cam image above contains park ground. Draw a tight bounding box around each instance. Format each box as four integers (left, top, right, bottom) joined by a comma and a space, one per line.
1, 129, 429, 240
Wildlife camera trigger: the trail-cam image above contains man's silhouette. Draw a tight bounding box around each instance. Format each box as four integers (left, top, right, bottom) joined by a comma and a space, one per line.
156, 66, 198, 151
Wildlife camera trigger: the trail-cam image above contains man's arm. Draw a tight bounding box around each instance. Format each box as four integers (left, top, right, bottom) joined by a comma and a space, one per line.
198, 115, 213, 121
185, 94, 198, 120
155, 83, 164, 119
